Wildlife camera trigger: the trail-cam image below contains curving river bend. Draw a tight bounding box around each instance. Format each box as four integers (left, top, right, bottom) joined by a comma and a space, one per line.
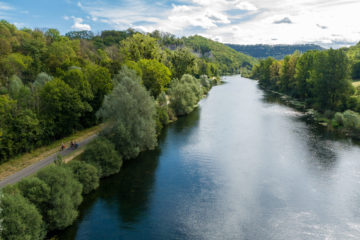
58, 75, 360, 240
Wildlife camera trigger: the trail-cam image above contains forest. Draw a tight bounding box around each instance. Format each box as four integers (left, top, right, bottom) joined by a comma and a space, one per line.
0, 19, 259, 239
227, 43, 324, 59
0, 20, 256, 163
250, 47, 360, 133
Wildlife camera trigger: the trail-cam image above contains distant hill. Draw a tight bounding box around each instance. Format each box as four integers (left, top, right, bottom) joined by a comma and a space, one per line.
183, 35, 258, 75
226, 44, 324, 60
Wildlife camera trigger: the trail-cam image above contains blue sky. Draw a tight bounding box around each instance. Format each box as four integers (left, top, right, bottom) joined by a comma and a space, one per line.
1, 0, 360, 48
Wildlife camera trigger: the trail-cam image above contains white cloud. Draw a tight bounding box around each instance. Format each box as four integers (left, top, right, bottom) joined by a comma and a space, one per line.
236, 1, 258, 11
0, 1, 12, 10
78, 0, 360, 47
70, 16, 91, 31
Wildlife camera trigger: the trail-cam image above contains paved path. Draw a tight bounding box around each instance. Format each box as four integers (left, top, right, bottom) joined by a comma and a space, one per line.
0, 134, 97, 188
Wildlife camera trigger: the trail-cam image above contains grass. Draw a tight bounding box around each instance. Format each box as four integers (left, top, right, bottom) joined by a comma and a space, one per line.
0, 124, 104, 181
353, 81, 360, 87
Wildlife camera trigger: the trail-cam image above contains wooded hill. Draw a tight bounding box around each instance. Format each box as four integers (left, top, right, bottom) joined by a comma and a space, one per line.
0, 20, 257, 162
227, 43, 324, 59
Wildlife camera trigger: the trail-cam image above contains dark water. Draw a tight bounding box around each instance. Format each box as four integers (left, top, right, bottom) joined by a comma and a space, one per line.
58, 76, 360, 240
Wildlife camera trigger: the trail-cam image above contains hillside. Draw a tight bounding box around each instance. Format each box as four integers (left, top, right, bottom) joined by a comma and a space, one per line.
226, 44, 324, 59
183, 35, 258, 75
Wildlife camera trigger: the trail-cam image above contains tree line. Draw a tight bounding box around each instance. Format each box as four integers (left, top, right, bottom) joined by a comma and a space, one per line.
0, 20, 229, 162
0, 18, 221, 239
0, 54, 216, 240
251, 48, 360, 133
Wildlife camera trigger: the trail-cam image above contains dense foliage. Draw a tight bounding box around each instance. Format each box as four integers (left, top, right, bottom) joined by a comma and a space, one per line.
184, 35, 257, 75
97, 67, 157, 159
66, 160, 99, 194
227, 44, 324, 60
0, 19, 254, 162
0, 20, 232, 240
81, 137, 122, 177
251, 49, 356, 112
251, 47, 360, 133
0, 190, 45, 240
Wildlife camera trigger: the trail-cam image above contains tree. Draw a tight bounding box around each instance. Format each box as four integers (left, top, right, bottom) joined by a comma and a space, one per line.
17, 177, 51, 212
97, 66, 157, 159
171, 48, 196, 79
279, 51, 300, 95
169, 74, 201, 116
36, 165, 83, 230
0, 191, 45, 240
40, 78, 84, 138
66, 160, 100, 194
45, 38, 78, 73
84, 64, 113, 113
138, 59, 171, 97
81, 137, 122, 177
295, 51, 316, 99
311, 49, 353, 110
120, 33, 161, 61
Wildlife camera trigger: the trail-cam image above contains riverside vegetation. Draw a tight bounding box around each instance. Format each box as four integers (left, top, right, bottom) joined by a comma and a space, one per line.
0, 19, 256, 239
250, 47, 360, 137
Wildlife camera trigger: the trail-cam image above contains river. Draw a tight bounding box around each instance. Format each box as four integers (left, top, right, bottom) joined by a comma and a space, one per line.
58, 75, 360, 240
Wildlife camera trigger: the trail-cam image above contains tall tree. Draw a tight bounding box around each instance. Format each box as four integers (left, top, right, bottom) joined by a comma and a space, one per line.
97, 66, 157, 159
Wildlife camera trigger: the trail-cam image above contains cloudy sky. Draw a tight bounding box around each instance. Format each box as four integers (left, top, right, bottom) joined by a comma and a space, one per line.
1, 0, 360, 48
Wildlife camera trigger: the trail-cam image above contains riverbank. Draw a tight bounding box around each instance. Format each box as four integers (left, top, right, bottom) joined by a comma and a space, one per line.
56, 75, 360, 240
262, 87, 360, 140
0, 73, 221, 240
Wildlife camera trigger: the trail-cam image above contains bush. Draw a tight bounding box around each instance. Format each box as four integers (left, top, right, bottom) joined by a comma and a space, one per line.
81, 137, 122, 177
36, 165, 83, 230
17, 177, 51, 212
334, 112, 344, 126
66, 160, 100, 194
169, 74, 202, 116
343, 110, 360, 130
200, 74, 211, 92
0, 191, 45, 240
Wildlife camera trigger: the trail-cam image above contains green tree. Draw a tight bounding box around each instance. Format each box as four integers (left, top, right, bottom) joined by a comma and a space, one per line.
17, 177, 51, 212
311, 49, 353, 110
97, 66, 157, 159
120, 33, 161, 61
138, 59, 171, 97
36, 165, 83, 230
169, 74, 201, 116
66, 160, 100, 194
294, 51, 316, 99
81, 137, 122, 177
171, 48, 196, 79
40, 78, 84, 138
0, 191, 45, 240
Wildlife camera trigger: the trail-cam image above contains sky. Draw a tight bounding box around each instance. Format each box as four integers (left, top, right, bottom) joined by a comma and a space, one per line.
1, 0, 360, 48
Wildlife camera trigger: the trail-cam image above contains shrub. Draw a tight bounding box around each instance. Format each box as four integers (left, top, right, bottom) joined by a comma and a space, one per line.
66, 160, 100, 194
81, 137, 122, 177
0, 191, 45, 240
36, 165, 83, 230
343, 110, 360, 130
169, 74, 202, 116
17, 177, 51, 212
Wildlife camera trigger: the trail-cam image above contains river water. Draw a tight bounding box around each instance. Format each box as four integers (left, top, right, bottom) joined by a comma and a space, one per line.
58, 75, 360, 240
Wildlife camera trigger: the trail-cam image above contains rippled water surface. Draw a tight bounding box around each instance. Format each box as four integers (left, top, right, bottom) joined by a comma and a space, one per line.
58, 76, 360, 240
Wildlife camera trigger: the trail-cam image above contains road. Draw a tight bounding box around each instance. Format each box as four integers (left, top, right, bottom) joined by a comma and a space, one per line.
0, 134, 97, 188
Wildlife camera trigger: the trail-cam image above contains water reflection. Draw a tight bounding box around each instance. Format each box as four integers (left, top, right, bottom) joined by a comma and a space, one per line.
58, 76, 360, 240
